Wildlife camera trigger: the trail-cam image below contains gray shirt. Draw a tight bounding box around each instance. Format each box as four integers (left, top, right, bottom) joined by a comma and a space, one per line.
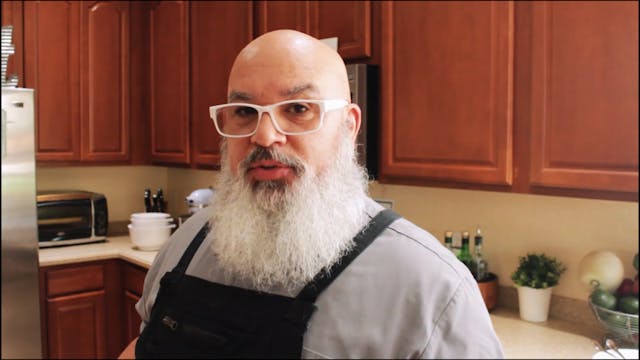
136, 197, 504, 358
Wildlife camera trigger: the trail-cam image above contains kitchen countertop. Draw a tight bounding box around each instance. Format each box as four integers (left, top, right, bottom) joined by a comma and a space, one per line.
39, 236, 617, 359
39, 235, 157, 269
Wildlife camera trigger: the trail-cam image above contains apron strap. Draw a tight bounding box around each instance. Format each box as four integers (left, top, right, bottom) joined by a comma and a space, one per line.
295, 208, 401, 303
170, 222, 211, 277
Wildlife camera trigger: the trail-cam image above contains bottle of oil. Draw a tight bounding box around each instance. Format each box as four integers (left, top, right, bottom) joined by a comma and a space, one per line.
457, 231, 473, 269
444, 231, 455, 254
471, 226, 488, 281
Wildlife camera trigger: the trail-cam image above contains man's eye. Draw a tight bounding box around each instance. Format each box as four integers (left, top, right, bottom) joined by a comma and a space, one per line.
285, 103, 310, 114
234, 106, 257, 117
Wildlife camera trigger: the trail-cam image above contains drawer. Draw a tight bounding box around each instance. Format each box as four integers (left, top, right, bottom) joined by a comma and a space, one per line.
123, 262, 147, 296
45, 264, 104, 297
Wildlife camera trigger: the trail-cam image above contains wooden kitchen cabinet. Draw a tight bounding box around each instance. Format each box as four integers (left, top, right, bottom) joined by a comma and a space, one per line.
377, 1, 637, 200
24, 1, 82, 161
122, 261, 147, 344
1, 0, 24, 87
147, 0, 191, 165
81, 1, 131, 162
39, 260, 123, 359
379, 1, 514, 186
146, 1, 253, 168
255, 0, 372, 59
190, 1, 253, 168
24, 0, 131, 164
527, 1, 638, 193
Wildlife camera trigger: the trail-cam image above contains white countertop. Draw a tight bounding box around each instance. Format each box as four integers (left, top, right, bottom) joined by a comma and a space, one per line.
38, 236, 619, 359
38, 235, 158, 269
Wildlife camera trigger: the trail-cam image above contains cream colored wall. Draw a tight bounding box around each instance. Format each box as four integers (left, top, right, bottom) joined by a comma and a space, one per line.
368, 182, 639, 301
165, 167, 219, 216
36, 166, 169, 221
36, 166, 639, 301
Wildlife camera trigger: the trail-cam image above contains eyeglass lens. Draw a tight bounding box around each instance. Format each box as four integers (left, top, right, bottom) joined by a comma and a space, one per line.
214, 102, 323, 136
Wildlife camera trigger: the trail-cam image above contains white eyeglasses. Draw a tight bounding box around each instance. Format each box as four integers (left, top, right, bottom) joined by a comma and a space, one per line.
209, 99, 348, 138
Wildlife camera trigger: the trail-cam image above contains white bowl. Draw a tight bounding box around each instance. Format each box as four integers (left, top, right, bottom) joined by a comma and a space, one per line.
131, 212, 171, 219
128, 223, 175, 251
130, 217, 174, 226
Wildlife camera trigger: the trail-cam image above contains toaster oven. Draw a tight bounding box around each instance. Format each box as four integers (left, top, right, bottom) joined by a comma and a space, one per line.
36, 190, 108, 248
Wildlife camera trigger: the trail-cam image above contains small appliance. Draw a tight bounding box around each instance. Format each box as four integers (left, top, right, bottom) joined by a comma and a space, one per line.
36, 190, 109, 248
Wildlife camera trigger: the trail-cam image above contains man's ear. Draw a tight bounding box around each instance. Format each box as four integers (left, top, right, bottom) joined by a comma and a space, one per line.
346, 103, 362, 142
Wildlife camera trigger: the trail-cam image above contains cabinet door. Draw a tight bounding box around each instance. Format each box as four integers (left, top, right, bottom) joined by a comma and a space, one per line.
81, 1, 130, 162
315, 1, 371, 59
1, 0, 24, 87
149, 1, 190, 165
379, 1, 514, 186
255, 1, 310, 34
255, 1, 372, 59
529, 1, 638, 193
124, 291, 141, 343
24, 1, 81, 161
122, 262, 147, 343
46, 290, 107, 359
190, 1, 253, 168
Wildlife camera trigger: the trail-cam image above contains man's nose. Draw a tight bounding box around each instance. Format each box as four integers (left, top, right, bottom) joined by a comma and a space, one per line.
251, 112, 286, 147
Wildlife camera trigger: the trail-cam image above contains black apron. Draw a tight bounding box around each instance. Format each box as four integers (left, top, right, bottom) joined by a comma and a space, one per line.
136, 209, 400, 359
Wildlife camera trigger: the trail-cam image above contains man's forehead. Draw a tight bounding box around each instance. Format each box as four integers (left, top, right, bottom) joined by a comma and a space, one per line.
228, 83, 320, 102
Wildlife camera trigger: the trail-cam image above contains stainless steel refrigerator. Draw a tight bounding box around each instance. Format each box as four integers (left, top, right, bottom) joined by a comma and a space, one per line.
2, 87, 43, 358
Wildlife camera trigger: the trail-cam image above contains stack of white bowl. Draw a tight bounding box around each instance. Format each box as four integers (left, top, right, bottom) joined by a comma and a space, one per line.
128, 213, 176, 251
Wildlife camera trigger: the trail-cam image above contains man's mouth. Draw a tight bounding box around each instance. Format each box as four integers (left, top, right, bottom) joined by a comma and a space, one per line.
240, 146, 306, 183
247, 160, 295, 182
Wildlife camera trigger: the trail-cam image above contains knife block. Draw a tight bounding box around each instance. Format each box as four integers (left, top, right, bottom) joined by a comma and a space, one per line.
477, 272, 499, 311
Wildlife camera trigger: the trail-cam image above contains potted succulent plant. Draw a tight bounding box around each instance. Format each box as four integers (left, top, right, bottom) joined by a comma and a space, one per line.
511, 252, 567, 322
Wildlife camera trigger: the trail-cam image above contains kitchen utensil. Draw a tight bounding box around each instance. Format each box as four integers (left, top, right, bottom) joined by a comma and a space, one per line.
185, 187, 215, 214
128, 223, 175, 251
606, 338, 627, 359
144, 188, 152, 212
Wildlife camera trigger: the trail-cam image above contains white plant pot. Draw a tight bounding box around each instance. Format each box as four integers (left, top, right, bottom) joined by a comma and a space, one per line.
516, 286, 553, 322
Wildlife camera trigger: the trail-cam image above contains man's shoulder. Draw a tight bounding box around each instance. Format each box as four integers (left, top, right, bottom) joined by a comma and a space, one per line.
363, 200, 467, 280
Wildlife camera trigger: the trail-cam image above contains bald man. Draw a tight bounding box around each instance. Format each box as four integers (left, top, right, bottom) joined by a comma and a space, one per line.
120, 30, 503, 359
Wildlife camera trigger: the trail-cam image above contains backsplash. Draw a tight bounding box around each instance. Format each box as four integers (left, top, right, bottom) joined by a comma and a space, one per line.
37, 166, 639, 302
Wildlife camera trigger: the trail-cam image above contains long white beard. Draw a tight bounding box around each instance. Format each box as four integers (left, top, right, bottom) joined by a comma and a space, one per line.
209, 129, 370, 294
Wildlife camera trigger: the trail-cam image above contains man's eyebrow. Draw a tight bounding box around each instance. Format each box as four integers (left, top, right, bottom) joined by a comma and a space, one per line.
280, 84, 318, 97
228, 91, 252, 102
228, 84, 318, 102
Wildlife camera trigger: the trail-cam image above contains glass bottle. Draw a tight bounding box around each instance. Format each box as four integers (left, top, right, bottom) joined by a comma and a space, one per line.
457, 231, 473, 269
444, 231, 455, 254
472, 226, 488, 281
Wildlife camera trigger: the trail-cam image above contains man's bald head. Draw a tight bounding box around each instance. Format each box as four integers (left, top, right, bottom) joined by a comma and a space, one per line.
228, 30, 351, 102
